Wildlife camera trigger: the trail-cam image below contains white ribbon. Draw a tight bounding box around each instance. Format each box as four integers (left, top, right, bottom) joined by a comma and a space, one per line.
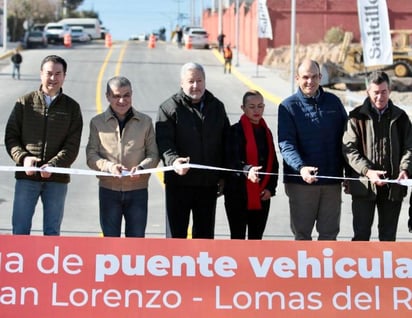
0, 164, 411, 186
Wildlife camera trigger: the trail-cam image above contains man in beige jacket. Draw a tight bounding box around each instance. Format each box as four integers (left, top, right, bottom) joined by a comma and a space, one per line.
86, 76, 159, 237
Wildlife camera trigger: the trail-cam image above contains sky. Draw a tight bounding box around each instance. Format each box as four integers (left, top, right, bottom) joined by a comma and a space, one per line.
78, 0, 207, 40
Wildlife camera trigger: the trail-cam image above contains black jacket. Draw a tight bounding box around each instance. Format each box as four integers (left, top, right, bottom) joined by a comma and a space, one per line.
156, 89, 230, 186
224, 121, 279, 199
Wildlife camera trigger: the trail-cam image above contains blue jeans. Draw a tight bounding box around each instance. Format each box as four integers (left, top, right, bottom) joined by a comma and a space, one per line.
12, 63, 20, 79
12, 179, 68, 235
99, 187, 148, 237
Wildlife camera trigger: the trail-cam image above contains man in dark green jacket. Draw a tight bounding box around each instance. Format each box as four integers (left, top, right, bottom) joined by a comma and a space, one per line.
5, 55, 83, 236
343, 71, 412, 241
156, 62, 230, 239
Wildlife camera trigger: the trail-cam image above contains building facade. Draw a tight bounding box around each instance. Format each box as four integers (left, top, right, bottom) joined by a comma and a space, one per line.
203, 0, 412, 64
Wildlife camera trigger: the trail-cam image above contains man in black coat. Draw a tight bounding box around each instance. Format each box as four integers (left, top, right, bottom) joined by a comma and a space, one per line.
156, 62, 230, 239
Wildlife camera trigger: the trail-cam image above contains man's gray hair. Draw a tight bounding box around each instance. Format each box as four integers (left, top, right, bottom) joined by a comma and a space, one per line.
367, 71, 391, 89
106, 76, 132, 94
180, 62, 205, 80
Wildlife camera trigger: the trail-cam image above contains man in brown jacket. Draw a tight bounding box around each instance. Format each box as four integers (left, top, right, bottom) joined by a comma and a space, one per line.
5, 55, 83, 235
86, 76, 159, 237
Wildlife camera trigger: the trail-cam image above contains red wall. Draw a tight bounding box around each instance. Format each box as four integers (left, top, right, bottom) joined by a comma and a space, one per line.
203, 0, 412, 64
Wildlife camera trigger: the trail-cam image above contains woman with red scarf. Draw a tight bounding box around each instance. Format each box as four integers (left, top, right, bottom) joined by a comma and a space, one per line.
224, 90, 279, 239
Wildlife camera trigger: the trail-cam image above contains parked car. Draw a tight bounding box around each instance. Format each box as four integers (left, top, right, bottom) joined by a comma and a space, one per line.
58, 18, 101, 40
44, 22, 71, 44
70, 26, 90, 42
32, 23, 46, 32
183, 25, 199, 35
129, 33, 147, 41
183, 27, 209, 49
22, 30, 48, 49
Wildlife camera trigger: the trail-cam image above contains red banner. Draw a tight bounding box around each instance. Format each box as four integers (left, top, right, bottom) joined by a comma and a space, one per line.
1, 235, 412, 317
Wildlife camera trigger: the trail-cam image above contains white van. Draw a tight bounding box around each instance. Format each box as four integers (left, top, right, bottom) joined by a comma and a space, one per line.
58, 18, 101, 40
44, 22, 71, 44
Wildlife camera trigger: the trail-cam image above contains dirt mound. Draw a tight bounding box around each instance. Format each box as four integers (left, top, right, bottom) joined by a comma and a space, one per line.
264, 42, 342, 67
263, 43, 412, 106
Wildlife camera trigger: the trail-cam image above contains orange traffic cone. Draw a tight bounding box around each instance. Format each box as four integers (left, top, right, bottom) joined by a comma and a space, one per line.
148, 34, 156, 48
105, 33, 112, 48
185, 36, 192, 49
64, 33, 72, 48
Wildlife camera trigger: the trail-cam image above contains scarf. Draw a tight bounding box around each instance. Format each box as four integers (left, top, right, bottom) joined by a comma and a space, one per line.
240, 114, 275, 210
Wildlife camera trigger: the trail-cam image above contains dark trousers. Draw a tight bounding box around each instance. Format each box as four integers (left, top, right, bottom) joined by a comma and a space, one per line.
352, 188, 402, 241
165, 184, 217, 239
224, 59, 232, 73
224, 194, 270, 239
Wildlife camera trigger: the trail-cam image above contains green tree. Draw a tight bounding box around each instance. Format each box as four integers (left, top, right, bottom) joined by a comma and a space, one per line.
63, 0, 84, 12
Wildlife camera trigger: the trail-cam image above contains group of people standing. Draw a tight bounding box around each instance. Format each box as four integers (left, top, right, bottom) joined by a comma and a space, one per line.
4, 54, 412, 242
279, 59, 412, 242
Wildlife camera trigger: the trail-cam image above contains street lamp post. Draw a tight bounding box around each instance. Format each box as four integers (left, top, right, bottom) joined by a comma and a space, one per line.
189, 0, 194, 25
174, 0, 183, 26
199, 0, 203, 27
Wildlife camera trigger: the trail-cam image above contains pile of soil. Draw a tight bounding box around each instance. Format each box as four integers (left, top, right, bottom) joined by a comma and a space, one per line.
263, 43, 412, 106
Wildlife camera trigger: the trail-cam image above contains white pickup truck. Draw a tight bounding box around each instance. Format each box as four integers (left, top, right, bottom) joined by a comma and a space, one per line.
44, 22, 71, 44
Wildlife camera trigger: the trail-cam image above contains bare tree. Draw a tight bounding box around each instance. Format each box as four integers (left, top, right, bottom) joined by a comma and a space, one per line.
7, 0, 85, 41
8, 0, 58, 41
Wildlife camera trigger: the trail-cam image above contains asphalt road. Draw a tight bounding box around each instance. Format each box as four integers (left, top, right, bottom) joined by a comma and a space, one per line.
0, 40, 411, 241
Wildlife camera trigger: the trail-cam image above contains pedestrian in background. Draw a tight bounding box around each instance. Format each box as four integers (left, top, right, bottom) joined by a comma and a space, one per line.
5, 55, 83, 235
175, 25, 183, 48
343, 70, 412, 241
86, 76, 159, 237
11, 48, 22, 80
217, 33, 225, 53
224, 90, 278, 239
156, 62, 230, 239
223, 44, 233, 74
278, 59, 347, 240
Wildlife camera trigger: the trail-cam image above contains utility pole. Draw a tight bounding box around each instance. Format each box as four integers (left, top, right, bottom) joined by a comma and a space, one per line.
218, 0, 222, 35
190, 0, 196, 26
2, 0, 7, 51
290, 0, 296, 94
62, 0, 67, 19
174, 0, 183, 26
199, 0, 203, 27
235, 0, 239, 66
